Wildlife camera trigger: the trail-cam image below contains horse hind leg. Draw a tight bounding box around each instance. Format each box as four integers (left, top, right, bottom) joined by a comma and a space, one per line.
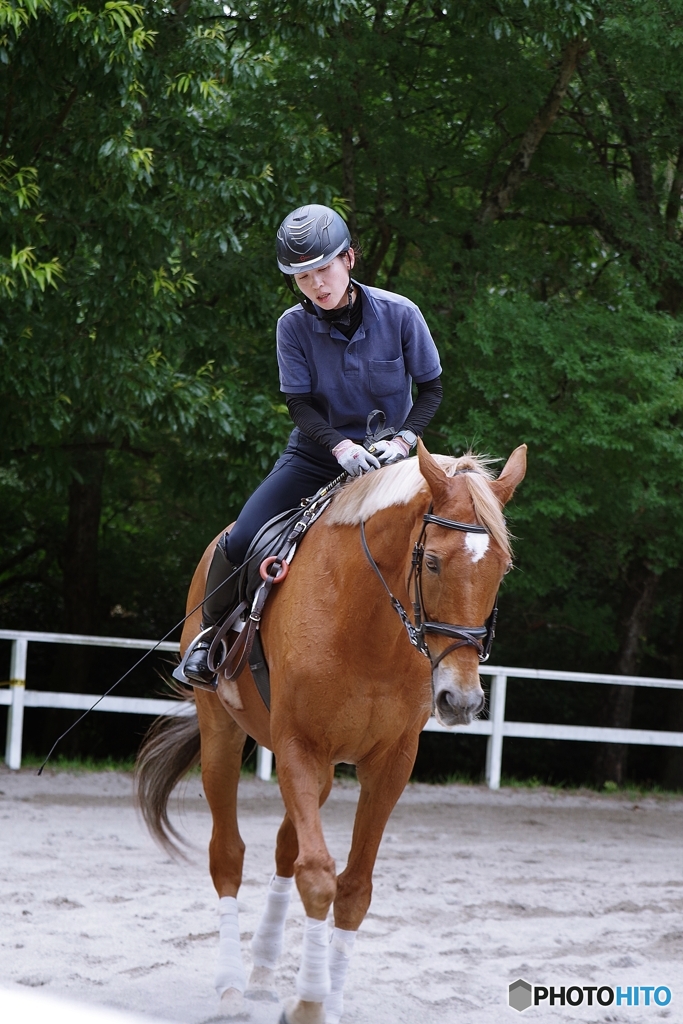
194, 690, 248, 1017
248, 768, 334, 1008
247, 814, 297, 1001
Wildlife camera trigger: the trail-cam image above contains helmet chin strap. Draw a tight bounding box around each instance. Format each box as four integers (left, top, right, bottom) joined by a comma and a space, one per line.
319, 273, 353, 326
283, 273, 316, 316
282, 255, 355, 322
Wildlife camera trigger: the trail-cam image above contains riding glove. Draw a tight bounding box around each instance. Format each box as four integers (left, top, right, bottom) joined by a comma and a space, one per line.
332, 439, 380, 477
373, 437, 411, 465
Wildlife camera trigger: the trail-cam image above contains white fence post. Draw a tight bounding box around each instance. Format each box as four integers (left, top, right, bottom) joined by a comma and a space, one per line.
5, 639, 28, 770
256, 745, 273, 781
485, 673, 507, 790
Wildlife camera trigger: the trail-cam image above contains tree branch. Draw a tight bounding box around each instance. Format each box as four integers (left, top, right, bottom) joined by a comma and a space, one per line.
372, 0, 387, 32
479, 37, 588, 225
0, 572, 46, 595
0, 541, 44, 577
33, 85, 79, 159
1, 69, 17, 152
665, 143, 683, 242
366, 220, 393, 286
7, 439, 155, 460
384, 234, 408, 291
595, 50, 659, 226
341, 126, 358, 240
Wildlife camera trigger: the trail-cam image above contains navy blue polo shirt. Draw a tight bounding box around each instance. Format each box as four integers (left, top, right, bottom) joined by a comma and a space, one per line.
276, 282, 441, 443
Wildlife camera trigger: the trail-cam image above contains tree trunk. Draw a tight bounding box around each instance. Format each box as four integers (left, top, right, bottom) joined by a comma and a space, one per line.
341, 125, 359, 242
663, 580, 683, 790
63, 448, 105, 634
479, 37, 588, 225
56, 447, 106, 693
662, 691, 683, 791
594, 565, 660, 786
41, 447, 106, 759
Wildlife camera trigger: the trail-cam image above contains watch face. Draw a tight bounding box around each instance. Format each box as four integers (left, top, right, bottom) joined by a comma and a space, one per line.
400, 430, 418, 447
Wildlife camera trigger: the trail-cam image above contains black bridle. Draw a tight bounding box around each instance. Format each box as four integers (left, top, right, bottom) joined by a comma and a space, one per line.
360, 506, 499, 669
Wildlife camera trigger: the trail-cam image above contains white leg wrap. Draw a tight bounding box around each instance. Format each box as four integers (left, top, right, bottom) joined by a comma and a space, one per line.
324, 928, 357, 1024
296, 917, 331, 1002
214, 896, 247, 997
251, 874, 293, 969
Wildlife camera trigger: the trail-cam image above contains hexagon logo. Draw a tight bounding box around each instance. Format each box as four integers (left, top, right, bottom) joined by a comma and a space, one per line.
509, 978, 533, 1012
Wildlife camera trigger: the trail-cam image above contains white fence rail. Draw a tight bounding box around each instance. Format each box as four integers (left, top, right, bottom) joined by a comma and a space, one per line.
2, 629, 683, 788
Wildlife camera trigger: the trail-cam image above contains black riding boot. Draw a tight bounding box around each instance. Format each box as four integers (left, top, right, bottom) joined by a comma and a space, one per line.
184, 535, 239, 687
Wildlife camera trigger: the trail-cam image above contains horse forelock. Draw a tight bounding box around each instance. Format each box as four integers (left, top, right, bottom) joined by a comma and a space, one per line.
461, 471, 510, 558
327, 452, 510, 557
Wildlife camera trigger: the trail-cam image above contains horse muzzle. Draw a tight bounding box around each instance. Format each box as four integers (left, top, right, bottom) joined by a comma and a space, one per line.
432, 664, 485, 727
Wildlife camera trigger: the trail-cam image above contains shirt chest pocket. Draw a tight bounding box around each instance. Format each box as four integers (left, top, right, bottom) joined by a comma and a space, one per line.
368, 357, 405, 396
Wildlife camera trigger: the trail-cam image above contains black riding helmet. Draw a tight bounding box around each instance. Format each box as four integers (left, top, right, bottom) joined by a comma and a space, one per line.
277, 204, 353, 318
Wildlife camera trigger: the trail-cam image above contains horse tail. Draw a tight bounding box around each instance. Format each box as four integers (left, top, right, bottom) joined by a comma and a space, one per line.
135, 687, 200, 856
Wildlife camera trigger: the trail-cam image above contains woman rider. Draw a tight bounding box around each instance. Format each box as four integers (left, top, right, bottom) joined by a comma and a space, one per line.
184, 203, 443, 687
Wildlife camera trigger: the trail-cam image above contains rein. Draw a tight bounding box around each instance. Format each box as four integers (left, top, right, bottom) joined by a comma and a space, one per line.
360, 506, 498, 669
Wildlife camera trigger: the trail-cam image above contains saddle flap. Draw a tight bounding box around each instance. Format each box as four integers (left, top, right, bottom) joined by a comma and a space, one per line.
239, 505, 304, 607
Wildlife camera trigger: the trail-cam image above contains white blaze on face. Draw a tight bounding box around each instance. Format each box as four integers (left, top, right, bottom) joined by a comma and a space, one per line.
464, 531, 489, 563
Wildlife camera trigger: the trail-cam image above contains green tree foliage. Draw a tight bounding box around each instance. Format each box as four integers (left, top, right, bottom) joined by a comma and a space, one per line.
0, 0, 300, 639
2, 0, 683, 783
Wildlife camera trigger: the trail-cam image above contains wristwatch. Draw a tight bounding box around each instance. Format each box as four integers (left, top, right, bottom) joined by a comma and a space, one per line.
395, 429, 418, 450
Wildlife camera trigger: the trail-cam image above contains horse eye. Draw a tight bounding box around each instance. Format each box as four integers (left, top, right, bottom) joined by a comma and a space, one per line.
504, 563, 513, 576
425, 554, 440, 574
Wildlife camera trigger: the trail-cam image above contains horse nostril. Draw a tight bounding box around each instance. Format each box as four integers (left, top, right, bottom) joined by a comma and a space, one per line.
472, 691, 485, 715
436, 690, 459, 715
436, 688, 484, 717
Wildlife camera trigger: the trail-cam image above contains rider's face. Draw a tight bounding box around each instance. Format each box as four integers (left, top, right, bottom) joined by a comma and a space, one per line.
293, 250, 355, 310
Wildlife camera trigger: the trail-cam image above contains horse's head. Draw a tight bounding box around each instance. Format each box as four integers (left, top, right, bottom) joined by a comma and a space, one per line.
417, 441, 527, 727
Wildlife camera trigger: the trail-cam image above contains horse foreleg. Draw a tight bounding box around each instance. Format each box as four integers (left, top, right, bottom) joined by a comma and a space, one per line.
325, 737, 420, 1024
195, 690, 248, 1015
248, 769, 334, 1005
276, 752, 336, 1024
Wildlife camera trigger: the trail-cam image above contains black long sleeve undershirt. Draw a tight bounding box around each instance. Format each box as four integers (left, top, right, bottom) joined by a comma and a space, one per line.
285, 375, 443, 452
401, 375, 443, 437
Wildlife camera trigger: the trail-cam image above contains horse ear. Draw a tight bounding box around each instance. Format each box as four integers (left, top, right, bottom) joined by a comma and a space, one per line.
490, 444, 527, 507
417, 438, 449, 502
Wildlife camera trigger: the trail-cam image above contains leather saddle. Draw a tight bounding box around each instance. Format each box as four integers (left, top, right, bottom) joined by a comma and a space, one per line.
238, 505, 305, 609
210, 473, 346, 709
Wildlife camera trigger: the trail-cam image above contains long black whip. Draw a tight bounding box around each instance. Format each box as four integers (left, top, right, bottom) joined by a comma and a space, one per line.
36, 556, 256, 775
36, 470, 351, 775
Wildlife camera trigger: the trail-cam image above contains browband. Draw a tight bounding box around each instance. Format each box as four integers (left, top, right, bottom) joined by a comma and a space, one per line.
422, 513, 488, 535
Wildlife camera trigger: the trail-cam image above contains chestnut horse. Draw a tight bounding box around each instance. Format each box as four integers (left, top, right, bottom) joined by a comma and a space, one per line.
136, 441, 526, 1024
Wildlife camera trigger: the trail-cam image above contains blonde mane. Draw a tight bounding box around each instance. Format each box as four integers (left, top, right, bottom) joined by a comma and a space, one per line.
327, 453, 510, 557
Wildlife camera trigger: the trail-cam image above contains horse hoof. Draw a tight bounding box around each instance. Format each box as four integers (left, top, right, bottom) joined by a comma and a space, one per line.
245, 965, 279, 1001
280, 997, 325, 1024
219, 987, 246, 1018
245, 989, 279, 1003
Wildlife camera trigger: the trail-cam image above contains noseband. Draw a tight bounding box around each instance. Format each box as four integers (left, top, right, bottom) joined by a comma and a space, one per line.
360, 505, 498, 669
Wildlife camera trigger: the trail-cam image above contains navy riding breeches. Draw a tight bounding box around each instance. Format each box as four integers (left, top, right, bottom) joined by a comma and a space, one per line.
224, 429, 340, 566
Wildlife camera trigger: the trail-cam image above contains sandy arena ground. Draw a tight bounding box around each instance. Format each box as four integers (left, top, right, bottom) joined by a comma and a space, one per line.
0, 767, 681, 1024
